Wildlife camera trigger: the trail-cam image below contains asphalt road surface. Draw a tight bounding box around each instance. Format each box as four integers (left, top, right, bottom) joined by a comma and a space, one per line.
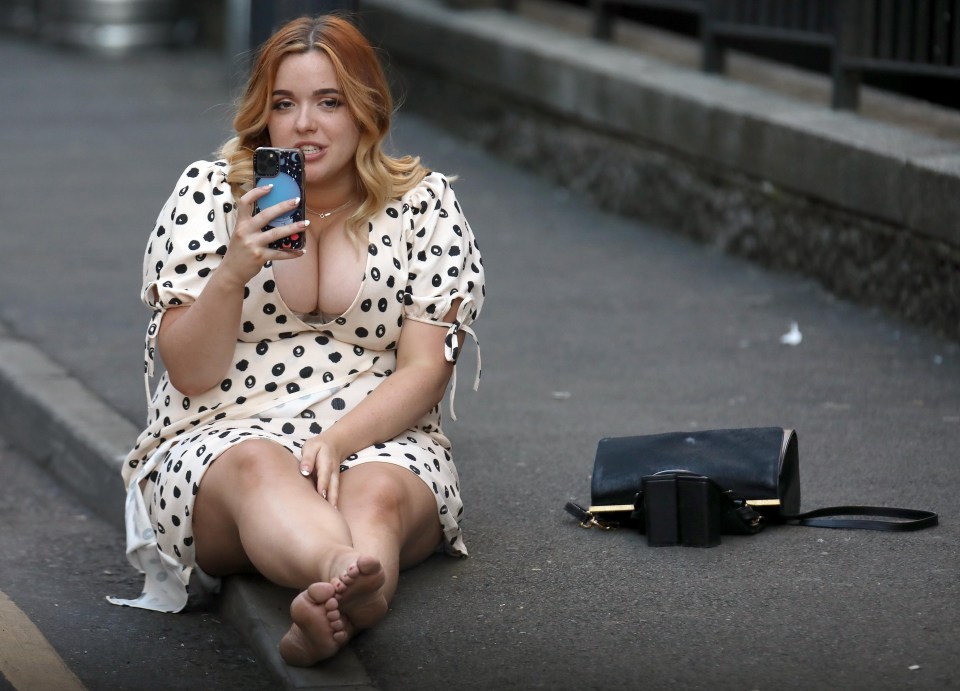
0, 437, 278, 691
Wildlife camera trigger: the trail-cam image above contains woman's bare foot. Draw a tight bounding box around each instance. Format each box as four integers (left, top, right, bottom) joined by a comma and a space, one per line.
332, 554, 388, 630
279, 582, 347, 666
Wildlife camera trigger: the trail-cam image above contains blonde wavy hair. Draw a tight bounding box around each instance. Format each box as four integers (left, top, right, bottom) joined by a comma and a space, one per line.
219, 15, 428, 242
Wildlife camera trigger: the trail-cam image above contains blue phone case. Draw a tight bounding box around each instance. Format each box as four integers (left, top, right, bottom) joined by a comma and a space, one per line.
253, 147, 306, 251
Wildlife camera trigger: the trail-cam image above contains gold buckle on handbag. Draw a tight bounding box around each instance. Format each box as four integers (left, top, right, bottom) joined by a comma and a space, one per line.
580, 512, 618, 530
563, 502, 624, 530
580, 504, 635, 530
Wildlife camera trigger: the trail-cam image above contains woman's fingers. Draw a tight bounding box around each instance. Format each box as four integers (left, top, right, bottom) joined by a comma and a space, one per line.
239, 185, 303, 226
324, 470, 341, 509
300, 439, 341, 507
237, 183, 276, 217
244, 193, 308, 254
220, 189, 306, 284
262, 221, 310, 255
313, 445, 338, 505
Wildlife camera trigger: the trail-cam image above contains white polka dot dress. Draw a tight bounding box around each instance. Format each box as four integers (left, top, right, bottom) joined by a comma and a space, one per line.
108, 161, 484, 613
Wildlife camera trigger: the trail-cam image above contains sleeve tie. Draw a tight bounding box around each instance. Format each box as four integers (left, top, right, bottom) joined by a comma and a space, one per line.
442, 296, 482, 422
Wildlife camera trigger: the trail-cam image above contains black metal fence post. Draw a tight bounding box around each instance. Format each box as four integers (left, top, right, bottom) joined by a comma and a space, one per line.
701, 0, 725, 73
832, 0, 861, 110
570, 0, 960, 110
225, 0, 359, 86
248, 0, 358, 54
591, 0, 616, 40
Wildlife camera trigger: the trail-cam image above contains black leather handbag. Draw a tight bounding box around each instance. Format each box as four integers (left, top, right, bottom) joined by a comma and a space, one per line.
565, 427, 938, 547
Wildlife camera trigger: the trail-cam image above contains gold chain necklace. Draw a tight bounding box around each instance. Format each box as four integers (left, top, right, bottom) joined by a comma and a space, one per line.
305, 199, 354, 220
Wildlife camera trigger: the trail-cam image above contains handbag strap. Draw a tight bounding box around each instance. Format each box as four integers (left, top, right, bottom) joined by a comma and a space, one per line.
780, 505, 938, 532
566, 500, 939, 533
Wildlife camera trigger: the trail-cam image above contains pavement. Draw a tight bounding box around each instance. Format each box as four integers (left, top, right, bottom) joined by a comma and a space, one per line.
1, 10, 959, 691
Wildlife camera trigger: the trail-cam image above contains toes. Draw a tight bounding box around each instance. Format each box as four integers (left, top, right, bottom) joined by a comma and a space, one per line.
356, 554, 382, 574
327, 604, 341, 625
307, 581, 336, 603
338, 564, 359, 588
338, 554, 382, 585
281, 584, 346, 666
346, 555, 381, 582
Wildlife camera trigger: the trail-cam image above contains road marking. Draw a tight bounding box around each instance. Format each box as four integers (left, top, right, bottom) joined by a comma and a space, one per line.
0, 589, 86, 691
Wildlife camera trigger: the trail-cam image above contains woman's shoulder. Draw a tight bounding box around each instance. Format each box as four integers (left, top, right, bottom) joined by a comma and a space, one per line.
172, 159, 231, 187
399, 170, 455, 205
155, 159, 235, 242
162, 159, 235, 220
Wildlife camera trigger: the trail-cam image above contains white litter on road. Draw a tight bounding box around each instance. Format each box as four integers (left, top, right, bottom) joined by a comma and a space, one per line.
780, 321, 802, 346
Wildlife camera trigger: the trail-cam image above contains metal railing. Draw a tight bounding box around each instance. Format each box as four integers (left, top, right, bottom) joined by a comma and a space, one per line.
580, 0, 960, 109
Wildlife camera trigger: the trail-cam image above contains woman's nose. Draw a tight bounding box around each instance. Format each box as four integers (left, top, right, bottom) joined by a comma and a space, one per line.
295, 107, 317, 133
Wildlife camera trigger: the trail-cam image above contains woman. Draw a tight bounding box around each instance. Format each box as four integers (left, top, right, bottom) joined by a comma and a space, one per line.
108, 15, 485, 666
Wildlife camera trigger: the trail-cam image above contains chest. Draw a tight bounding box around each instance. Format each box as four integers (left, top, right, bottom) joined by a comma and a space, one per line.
237, 207, 408, 348
272, 223, 368, 316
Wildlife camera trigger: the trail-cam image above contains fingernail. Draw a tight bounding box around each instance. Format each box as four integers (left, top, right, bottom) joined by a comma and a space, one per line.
292, 196, 301, 204
321, 489, 328, 500
303, 219, 311, 227
300, 466, 310, 476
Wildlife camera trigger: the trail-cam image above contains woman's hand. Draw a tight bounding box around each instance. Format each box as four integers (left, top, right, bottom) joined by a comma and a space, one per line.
218, 185, 309, 288
291, 314, 463, 507
299, 433, 346, 507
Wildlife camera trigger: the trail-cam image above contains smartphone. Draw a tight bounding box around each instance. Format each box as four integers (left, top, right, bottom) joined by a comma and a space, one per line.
253, 147, 306, 251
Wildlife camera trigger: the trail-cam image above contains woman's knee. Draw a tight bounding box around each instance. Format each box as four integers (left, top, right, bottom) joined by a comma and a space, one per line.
211, 439, 296, 491
340, 464, 409, 518
339, 463, 441, 542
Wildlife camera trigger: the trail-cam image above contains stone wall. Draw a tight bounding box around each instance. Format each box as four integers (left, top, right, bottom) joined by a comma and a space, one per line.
359, 0, 960, 340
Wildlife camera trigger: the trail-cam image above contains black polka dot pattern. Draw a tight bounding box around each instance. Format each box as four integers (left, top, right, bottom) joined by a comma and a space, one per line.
122, 162, 484, 609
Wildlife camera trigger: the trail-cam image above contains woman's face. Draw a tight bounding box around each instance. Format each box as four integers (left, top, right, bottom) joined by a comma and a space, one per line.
267, 50, 360, 196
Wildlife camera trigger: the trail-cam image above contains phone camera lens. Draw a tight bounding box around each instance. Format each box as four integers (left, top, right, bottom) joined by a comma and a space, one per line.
255, 148, 283, 177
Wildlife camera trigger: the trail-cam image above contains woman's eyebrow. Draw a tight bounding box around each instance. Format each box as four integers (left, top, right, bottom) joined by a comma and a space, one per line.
271, 88, 341, 97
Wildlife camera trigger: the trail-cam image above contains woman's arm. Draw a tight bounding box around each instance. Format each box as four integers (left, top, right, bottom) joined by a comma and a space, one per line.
156, 272, 247, 396
299, 300, 464, 507
158, 186, 308, 395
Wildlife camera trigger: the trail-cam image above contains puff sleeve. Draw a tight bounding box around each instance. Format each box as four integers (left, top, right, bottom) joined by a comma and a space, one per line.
140, 160, 235, 391
402, 173, 485, 418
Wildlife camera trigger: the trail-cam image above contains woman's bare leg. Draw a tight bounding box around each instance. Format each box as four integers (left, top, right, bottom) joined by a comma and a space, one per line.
192, 440, 354, 586
191, 440, 363, 664
191, 444, 443, 666
333, 462, 443, 630
272, 462, 442, 656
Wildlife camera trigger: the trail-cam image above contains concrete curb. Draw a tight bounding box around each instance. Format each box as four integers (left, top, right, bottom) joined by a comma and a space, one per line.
222, 576, 376, 690
0, 321, 133, 527
362, 0, 960, 247
0, 320, 374, 690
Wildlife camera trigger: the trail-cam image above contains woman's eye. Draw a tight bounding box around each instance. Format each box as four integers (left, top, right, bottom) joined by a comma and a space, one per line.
320, 98, 340, 110
272, 100, 293, 110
